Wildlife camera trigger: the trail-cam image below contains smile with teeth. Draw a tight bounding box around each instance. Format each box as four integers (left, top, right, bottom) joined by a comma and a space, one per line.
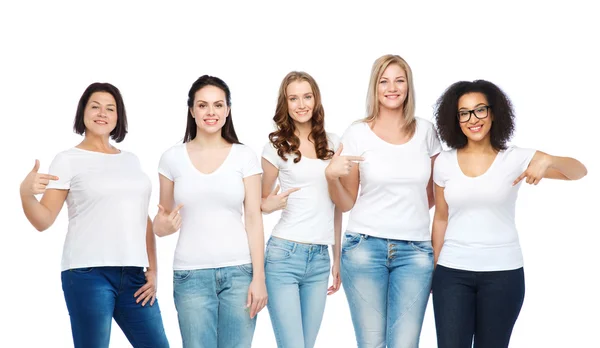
468, 125, 483, 132
204, 119, 218, 125
296, 110, 308, 116
385, 94, 400, 99
94, 120, 108, 125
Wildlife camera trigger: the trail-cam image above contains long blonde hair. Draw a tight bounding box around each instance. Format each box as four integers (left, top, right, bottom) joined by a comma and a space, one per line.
363, 54, 416, 137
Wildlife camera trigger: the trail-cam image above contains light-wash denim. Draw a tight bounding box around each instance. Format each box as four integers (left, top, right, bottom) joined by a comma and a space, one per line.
173, 264, 256, 348
61, 266, 169, 348
341, 232, 434, 348
265, 236, 331, 348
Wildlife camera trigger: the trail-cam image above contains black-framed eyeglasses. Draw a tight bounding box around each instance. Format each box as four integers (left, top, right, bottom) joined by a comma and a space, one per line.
457, 105, 491, 123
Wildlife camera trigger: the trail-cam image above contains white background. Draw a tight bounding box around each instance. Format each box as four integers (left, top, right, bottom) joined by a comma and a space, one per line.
1, 1, 598, 347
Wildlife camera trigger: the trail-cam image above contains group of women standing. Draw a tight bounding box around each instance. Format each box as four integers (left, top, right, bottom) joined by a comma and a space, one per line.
19, 54, 587, 348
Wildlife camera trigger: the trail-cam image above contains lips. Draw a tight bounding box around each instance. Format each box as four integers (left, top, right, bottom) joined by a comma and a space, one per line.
468, 125, 482, 132
203, 119, 218, 125
93, 120, 108, 125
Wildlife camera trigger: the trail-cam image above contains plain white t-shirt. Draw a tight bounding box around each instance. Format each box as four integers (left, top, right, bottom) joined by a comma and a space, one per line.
433, 146, 537, 271
262, 133, 340, 245
47, 148, 151, 271
159, 143, 262, 270
341, 117, 442, 241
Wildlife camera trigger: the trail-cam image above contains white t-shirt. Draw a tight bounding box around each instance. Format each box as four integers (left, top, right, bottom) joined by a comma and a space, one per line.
262, 133, 340, 245
341, 117, 442, 241
47, 148, 151, 271
159, 143, 262, 270
433, 146, 536, 271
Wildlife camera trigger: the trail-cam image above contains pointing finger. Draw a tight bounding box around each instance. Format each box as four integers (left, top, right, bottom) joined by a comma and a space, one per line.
169, 203, 184, 218
345, 156, 365, 162
39, 174, 59, 181
271, 184, 280, 195
512, 172, 526, 186
280, 187, 301, 197
334, 143, 343, 156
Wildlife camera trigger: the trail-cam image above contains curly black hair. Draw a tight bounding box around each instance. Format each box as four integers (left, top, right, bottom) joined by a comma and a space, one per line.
434, 80, 515, 151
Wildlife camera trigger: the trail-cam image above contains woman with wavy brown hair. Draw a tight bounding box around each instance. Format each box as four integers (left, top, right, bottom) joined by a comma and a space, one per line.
261, 71, 342, 348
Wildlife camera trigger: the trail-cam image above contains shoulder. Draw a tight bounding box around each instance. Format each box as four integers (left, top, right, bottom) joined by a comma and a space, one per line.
415, 117, 436, 133
342, 121, 367, 139
435, 149, 455, 166
234, 143, 259, 158
161, 143, 184, 158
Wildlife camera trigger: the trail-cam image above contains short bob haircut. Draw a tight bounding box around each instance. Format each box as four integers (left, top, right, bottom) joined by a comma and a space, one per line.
73, 82, 128, 143
184, 75, 240, 144
434, 80, 515, 151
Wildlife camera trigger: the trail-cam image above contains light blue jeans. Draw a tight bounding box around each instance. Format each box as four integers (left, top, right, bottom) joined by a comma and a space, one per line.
173, 264, 256, 348
265, 237, 331, 348
341, 232, 434, 348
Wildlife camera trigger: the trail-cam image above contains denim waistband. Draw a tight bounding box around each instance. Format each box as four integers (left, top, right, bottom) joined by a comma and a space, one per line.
268, 236, 329, 253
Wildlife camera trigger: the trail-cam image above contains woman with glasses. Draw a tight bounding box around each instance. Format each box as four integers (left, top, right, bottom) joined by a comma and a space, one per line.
431, 79, 587, 348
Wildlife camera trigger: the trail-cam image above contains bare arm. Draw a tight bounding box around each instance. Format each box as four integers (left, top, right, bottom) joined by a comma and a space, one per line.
145, 216, 158, 272
426, 154, 439, 210
514, 151, 588, 185
243, 174, 268, 318
133, 216, 160, 307
21, 189, 68, 232
326, 166, 360, 213
153, 174, 182, 237
332, 206, 342, 264
432, 184, 449, 266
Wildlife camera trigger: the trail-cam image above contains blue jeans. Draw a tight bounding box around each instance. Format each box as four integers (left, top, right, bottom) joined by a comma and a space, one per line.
341, 232, 434, 348
173, 264, 256, 348
432, 265, 525, 348
265, 237, 331, 348
61, 266, 169, 348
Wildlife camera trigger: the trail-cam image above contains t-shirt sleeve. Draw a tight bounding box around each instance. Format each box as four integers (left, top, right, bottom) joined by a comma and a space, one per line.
340, 124, 361, 156
511, 146, 537, 172
427, 122, 443, 157
46, 152, 72, 190
261, 141, 281, 169
433, 151, 449, 187
242, 146, 263, 178
158, 149, 174, 181
328, 132, 341, 152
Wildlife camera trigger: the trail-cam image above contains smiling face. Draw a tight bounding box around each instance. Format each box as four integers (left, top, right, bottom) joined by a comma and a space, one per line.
286, 80, 315, 126
377, 63, 408, 111
457, 92, 493, 144
190, 85, 230, 135
83, 92, 118, 137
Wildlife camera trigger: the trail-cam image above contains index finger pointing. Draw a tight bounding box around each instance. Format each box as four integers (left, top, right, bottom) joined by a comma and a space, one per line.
513, 172, 526, 186
345, 156, 364, 162
39, 174, 59, 181
169, 203, 184, 218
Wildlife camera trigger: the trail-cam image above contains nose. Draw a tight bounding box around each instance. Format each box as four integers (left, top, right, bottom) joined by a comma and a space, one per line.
208, 105, 216, 115
98, 107, 107, 117
468, 111, 479, 124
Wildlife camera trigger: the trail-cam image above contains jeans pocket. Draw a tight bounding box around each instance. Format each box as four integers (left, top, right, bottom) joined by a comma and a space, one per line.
342, 232, 364, 253
237, 263, 253, 276
69, 267, 94, 273
410, 241, 433, 254
266, 246, 292, 262
173, 270, 193, 282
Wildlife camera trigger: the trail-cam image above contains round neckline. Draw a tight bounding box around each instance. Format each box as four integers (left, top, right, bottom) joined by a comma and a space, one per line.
363, 121, 416, 147
184, 143, 235, 175
73, 146, 123, 156
454, 149, 502, 179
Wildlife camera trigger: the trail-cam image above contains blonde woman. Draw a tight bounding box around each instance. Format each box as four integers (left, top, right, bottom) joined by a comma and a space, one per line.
326, 54, 440, 347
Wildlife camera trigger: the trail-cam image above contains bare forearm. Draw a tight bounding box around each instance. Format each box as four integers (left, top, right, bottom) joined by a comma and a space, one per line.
333, 207, 342, 263
549, 155, 587, 180
245, 214, 265, 280
432, 219, 448, 265
326, 177, 355, 212
20, 194, 53, 232
146, 218, 158, 271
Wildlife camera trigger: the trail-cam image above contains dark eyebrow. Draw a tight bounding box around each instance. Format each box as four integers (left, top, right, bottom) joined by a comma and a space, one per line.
458, 103, 487, 110
197, 99, 225, 104
90, 101, 116, 107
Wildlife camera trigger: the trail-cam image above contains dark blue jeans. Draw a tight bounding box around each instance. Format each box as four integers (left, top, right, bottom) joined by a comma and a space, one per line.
432, 265, 525, 348
61, 266, 169, 348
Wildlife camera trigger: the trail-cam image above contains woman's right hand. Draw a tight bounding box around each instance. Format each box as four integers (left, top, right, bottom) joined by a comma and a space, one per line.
261, 184, 300, 214
325, 144, 364, 180
20, 160, 58, 196
153, 204, 183, 236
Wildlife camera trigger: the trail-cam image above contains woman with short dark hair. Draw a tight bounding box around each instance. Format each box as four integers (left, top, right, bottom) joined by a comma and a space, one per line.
431, 79, 587, 348
19, 82, 169, 348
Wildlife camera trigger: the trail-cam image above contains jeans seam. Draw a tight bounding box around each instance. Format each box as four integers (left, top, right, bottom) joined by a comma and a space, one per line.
387, 272, 432, 333
341, 267, 386, 320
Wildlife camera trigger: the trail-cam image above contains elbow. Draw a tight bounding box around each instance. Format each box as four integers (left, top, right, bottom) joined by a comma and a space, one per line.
34, 225, 49, 232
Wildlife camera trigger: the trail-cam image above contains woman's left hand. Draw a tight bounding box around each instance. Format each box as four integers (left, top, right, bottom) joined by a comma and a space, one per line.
327, 261, 341, 295
247, 279, 268, 319
134, 269, 157, 306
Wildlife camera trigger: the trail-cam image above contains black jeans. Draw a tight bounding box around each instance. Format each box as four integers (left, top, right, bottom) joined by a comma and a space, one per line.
432, 265, 525, 348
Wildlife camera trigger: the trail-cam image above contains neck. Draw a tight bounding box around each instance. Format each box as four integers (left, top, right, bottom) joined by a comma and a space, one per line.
294, 121, 312, 140
191, 128, 228, 148
79, 134, 113, 152
375, 106, 405, 128
464, 136, 494, 153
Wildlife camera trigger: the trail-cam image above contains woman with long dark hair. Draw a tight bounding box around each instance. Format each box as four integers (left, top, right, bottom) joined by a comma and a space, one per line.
153, 75, 267, 348
261, 71, 342, 348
